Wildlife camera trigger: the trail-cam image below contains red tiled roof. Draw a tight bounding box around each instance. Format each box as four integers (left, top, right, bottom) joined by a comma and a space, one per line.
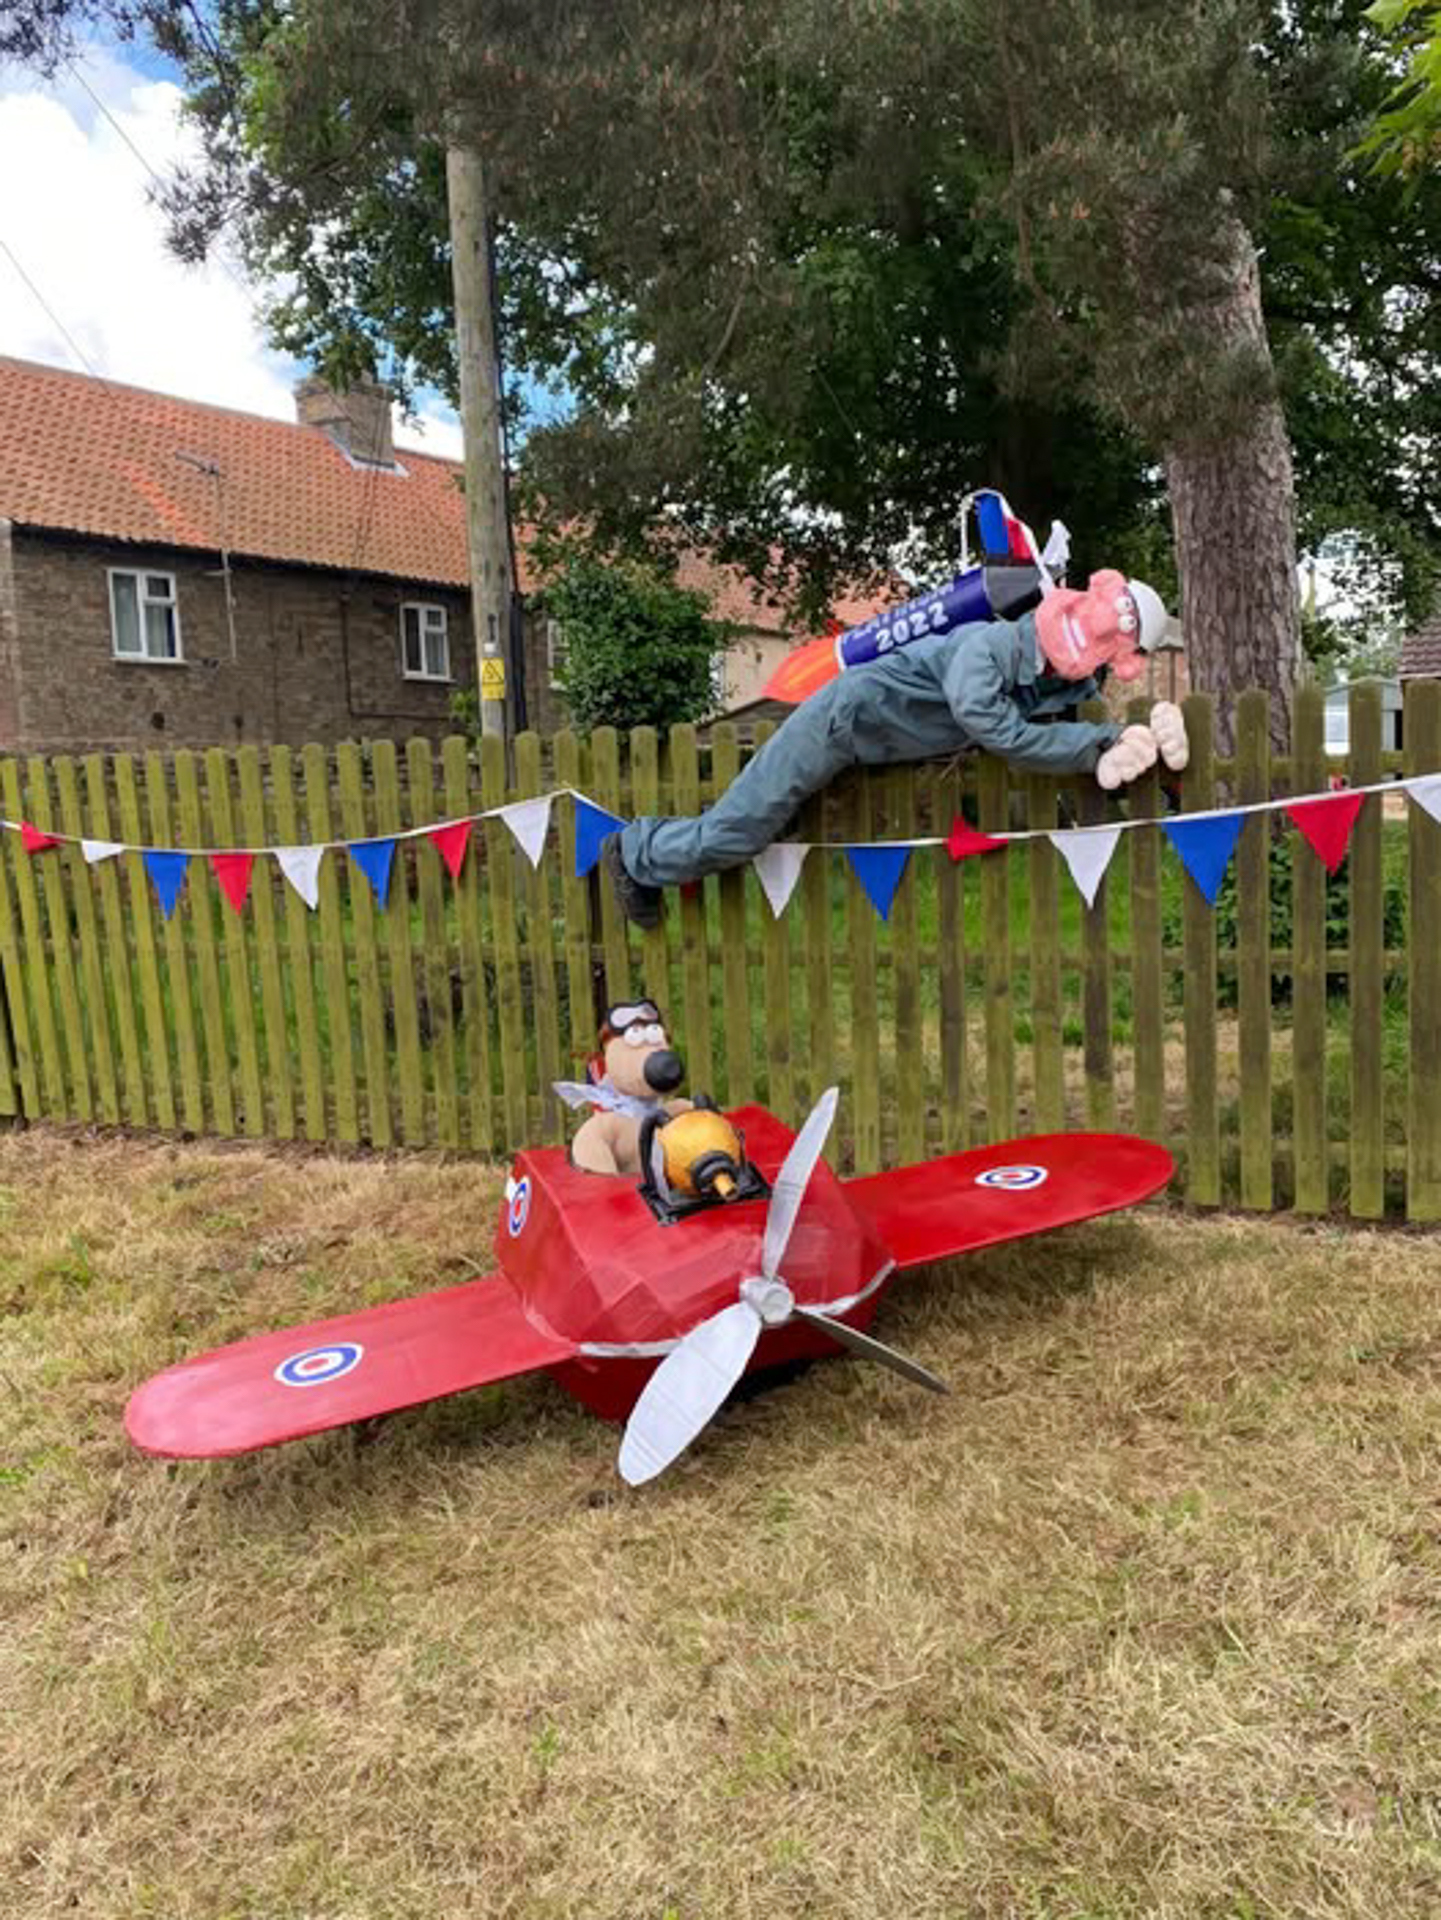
671, 552, 893, 633
0, 354, 470, 588
1400, 611, 1441, 679
0, 355, 893, 627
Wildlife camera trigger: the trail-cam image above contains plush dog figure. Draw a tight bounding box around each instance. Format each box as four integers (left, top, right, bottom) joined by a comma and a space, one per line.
553, 1001, 694, 1175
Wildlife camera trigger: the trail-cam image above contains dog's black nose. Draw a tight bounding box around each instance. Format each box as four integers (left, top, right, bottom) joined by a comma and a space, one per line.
643, 1049, 685, 1094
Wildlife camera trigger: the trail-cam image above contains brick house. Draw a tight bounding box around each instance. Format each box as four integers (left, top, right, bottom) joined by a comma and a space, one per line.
1400, 606, 1441, 684
0, 356, 487, 753
0, 355, 891, 754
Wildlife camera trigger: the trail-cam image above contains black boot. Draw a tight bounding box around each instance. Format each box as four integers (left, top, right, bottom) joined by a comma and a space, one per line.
602, 833, 664, 930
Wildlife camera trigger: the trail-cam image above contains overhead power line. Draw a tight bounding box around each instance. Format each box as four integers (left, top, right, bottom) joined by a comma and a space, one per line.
64, 55, 255, 301
0, 234, 107, 384
66, 58, 160, 183
9, 53, 421, 621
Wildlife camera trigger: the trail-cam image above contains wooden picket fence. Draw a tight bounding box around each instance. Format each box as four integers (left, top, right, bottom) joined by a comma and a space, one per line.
0, 681, 1437, 1220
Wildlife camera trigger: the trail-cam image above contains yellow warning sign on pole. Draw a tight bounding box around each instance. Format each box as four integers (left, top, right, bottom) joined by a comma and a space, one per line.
480, 657, 506, 699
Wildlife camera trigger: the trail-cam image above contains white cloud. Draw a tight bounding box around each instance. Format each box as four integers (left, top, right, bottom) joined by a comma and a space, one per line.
394, 400, 465, 462
0, 41, 463, 459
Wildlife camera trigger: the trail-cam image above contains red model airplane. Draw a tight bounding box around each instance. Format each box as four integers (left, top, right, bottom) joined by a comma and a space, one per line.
126, 1092, 1172, 1485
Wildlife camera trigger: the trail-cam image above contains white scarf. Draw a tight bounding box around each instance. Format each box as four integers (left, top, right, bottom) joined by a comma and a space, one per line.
552, 1075, 667, 1121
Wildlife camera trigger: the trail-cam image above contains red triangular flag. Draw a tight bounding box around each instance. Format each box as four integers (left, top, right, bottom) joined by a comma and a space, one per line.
1286, 791, 1366, 875
946, 816, 1007, 861
429, 820, 471, 880
209, 851, 254, 913
20, 821, 61, 854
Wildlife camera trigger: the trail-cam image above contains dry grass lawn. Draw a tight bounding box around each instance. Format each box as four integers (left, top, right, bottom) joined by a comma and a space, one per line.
3, 1127, 1441, 1919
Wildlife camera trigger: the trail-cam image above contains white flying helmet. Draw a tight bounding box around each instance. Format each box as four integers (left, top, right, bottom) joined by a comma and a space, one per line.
1124, 579, 1170, 654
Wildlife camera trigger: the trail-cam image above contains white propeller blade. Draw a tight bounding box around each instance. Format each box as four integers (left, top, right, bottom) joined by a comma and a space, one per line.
617, 1300, 764, 1487
618, 1089, 843, 1488
761, 1086, 838, 1281
792, 1306, 949, 1394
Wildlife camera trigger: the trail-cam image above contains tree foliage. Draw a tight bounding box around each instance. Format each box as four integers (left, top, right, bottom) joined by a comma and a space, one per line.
9, 1, 1440, 666
150, 4, 1437, 628
538, 548, 727, 734
0, 0, 214, 76
1360, 0, 1441, 174
0, 0, 125, 66
153, 1, 1183, 613
1259, 3, 1441, 627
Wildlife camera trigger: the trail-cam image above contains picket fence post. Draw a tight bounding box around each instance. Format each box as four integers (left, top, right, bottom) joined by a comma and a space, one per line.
0, 693, 1429, 1224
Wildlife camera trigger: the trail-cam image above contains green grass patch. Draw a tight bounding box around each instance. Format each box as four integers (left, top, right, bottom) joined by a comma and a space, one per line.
3, 1132, 1440, 1916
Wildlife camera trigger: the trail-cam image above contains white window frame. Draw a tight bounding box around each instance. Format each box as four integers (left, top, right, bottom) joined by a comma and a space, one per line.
400, 601, 451, 682
108, 567, 183, 664
545, 617, 567, 687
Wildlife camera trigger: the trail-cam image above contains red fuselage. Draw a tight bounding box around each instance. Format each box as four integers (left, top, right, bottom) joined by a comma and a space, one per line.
122, 1112, 1173, 1462
497, 1106, 895, 1420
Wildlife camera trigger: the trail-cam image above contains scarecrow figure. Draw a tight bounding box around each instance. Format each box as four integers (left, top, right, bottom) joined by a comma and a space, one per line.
603, 569, 1189, 928
554, 1000, 693, 1174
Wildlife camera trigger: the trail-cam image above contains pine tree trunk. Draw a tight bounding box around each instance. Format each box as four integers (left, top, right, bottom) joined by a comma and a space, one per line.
1163, 221, 1301, 757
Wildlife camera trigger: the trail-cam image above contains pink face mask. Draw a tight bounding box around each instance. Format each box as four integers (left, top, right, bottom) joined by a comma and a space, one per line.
1035, 569, 1148, 683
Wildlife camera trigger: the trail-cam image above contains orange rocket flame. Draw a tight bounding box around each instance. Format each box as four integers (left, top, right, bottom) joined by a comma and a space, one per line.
763, 618, 847, 705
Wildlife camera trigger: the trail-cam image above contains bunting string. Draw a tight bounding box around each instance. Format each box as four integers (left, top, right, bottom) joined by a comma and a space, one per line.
0, 789, 582, 860
4, 771, 1438, 924
1, 773, 1416, 858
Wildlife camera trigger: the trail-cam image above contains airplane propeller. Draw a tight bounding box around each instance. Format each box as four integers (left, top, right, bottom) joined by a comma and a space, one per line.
617, 1087, 948, 1486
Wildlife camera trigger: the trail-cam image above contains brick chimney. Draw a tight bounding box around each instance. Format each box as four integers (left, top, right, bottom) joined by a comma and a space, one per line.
294, 373, 395, 468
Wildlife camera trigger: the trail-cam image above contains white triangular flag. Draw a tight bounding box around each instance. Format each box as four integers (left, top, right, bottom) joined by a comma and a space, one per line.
81, 839, 125, 864
275, 845, 324, 910
1405, 774, 1441, 826
753, 842, 809, 917
499, 795, 553, 868
1050, 825, 1122, 909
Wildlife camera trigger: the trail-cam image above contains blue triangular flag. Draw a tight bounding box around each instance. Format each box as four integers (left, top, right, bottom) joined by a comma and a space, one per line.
1163, 813, 1245, 906
349, 837, 396, 905
574, 799, 627, 879
142, 850, 190, 919
844, 844, 911, 921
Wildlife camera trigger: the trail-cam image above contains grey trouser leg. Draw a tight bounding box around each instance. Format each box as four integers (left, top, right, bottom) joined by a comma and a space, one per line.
620, 693, 854, 886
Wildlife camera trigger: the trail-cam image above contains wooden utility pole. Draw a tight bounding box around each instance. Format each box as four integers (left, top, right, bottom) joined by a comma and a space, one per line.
446, 142, 509, 739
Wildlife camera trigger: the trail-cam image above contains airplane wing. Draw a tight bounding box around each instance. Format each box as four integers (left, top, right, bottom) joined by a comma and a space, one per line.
126, 1272, 577, 1459
843, 1132, 1174, 1272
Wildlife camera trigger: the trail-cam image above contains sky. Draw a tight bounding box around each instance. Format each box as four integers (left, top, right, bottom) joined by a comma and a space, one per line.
0, 33, 467, 459
0, 31, 1364, 637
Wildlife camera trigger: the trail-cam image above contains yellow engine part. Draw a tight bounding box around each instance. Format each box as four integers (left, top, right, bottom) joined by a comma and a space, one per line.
660, 1109, 744, 1198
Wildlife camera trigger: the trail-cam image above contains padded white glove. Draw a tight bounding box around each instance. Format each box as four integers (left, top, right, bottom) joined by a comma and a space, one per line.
1149, 701, 1189, 772
1095, 725, 1159, 792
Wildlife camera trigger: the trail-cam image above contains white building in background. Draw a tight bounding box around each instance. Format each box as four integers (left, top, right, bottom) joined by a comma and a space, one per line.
1323, 678, 1404, 755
